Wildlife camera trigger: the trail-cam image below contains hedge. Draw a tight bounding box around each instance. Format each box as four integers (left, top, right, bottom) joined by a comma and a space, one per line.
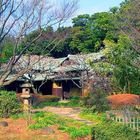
92, 121, 140, 140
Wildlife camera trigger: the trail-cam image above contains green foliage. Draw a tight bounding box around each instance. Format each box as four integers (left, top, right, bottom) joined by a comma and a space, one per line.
119, 0, 140, 35
35, 97, 80, 108
105, 35, 140, 94
19, 29, 52, 56
92, 121, 140, 140
29, 112, 62, 129
81, 90, 110, 113
91, 61, 113, 76
11, 113, 27, 120
20, 11, 118, 57
20, 26, 79, 58
0, 37, 14, 63
79, 109, 106, 123
70, 12, 117, 53
29, 111, 91, 139
59, 125, 91, 139
38, 95, 60, 102
0, 90, 21, 118
80, 110, 140, 140
72, 14, 90, 27
69, 96, 80, 100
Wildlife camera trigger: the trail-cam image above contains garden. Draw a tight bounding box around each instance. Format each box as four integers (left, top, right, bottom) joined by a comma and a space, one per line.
0, 90, 139, 140
0, 0, 140, 139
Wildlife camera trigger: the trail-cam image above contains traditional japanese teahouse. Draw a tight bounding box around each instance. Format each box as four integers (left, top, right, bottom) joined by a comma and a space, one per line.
3, 52, 105, 98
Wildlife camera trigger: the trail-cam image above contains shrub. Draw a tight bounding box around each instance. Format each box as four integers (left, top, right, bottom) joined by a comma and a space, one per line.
0, 90, 21, 118
34, 95, 81, 108
38, 95, 60, 102
80, 96, 90, 106
81, 90, 110, 113
69, 96, 80, 100
92, 121, 140, 140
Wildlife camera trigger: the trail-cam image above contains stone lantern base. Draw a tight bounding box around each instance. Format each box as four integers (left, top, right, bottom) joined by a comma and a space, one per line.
21, 94, 31, 112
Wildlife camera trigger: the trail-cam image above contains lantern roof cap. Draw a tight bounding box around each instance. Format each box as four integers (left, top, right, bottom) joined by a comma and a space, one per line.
21, 82, 33, 88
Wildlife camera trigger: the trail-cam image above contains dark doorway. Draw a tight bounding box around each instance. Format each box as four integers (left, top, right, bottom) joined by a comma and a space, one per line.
62, 81, 70, 92
4, 81, 23, 93
34, 80, 53, 95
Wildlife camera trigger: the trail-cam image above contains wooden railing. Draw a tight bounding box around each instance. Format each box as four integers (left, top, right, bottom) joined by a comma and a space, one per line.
106, 110, 140, 132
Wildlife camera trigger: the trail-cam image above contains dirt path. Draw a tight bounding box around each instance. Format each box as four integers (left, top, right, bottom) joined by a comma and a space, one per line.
0, 107, 93, 140
34, 107, 93, 125
0, 118, 72, 140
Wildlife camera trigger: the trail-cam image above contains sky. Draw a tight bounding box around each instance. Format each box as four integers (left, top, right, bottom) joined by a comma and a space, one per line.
76, 0, 124, 15
65, 0, 124, 26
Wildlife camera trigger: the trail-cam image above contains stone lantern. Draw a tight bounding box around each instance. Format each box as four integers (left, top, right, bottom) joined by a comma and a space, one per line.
20, 81, 33, 112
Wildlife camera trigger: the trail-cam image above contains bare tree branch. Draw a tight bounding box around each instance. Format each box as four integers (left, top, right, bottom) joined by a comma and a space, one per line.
0, 0, 78, 87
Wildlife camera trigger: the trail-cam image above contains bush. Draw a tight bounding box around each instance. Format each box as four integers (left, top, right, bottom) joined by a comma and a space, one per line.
80, 96, 90, 106
0, 90, 21, 118
35, 97, 81, 108
81, 90, 110, 113
69, 96, 80, 100
38, 95, 60, 102
32, 95, 60, 108
92, 121, 140, 140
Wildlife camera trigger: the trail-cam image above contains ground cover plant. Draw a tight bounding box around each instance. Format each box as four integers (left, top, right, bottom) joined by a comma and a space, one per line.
29, 111, 92, 139
79, 108, 106, 123
79, 109, 140, 140
92, 121, 140, 140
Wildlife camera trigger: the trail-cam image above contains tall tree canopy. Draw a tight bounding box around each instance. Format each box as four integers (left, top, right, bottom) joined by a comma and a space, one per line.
3, 0, 139, 93
23, 11, 118, 57
119, 0, 140, 54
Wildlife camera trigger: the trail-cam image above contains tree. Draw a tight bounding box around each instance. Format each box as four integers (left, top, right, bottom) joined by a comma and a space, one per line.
119, 0, 140, 54
20, 11, 118, 57
98, 0, 140, 94
104, 35, 140, 94
0, 0, 78, 87
71, 14, 96, 53
0, 36, 15, 63
69, 12, 117, 53
22, 26, 79, 58
50, 27, 80, 57
72, 14, 90, 27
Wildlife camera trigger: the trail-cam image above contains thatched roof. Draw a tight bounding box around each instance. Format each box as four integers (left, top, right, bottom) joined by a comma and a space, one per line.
3, 52, 104, 81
